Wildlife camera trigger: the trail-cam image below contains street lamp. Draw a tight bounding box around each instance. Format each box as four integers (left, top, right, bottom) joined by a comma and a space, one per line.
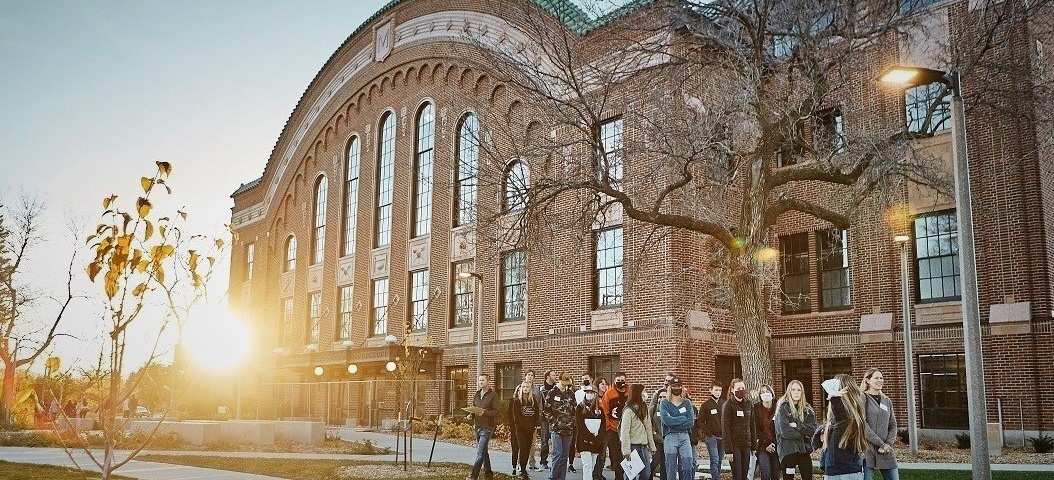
894, 235, 919, 455
881, 64, 990, 478
458, 271, 484, 379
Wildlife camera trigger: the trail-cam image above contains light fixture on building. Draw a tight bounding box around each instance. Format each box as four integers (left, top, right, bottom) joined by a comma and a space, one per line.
313, 365, 324, 376
385, 361, 397, 372
305, 343, 318, 352
347, 363, 358, 375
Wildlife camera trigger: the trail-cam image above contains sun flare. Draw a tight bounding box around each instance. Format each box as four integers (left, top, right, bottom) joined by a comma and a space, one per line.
182, 307, 251, 370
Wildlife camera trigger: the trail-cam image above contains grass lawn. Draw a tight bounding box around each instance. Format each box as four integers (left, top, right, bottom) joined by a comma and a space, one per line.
898, 471, 1051, 480
0, 461, 137, 480
138, 454, 517, 480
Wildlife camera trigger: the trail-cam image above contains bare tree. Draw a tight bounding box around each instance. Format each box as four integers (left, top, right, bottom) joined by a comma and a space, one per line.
466, 0, 1051, 388
0, 196, 76, 427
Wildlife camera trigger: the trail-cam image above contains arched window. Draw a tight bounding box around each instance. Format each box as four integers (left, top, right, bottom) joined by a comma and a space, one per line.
342, 136, 361, 256
455, 113, 478, 226
312, 176, 327, 264
412, 103, 435, 237
284, 235, 297, 272
503, 159, 529, 212
375, 113, 396, 247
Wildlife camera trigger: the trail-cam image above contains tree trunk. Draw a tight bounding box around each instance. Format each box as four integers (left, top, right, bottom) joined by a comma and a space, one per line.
728, 252, 774, 389
1, 355, 14, 426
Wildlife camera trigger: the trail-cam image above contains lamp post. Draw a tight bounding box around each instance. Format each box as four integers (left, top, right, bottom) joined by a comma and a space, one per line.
880, 65, 990, 479
458, 271, 484, 379
894, 235, 919, 455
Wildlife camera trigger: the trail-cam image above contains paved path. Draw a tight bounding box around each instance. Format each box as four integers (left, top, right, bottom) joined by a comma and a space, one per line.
3, 429, 1054, 479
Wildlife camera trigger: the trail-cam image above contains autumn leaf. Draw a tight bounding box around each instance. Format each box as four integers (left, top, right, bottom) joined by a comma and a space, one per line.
102, 195, 117, 209
137, 197, 152, 218
132, 282, 148, 297
178, 210, 187, 221
140, 177, 153, 193
144, 220, 154, 240
188, 250, 199, 273
156, 161, 172, 176
87, 261, 102, 281
215, 238, 225, 249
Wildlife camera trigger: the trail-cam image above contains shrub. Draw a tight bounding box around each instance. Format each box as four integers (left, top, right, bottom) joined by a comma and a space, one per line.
897, 428, 909, 445
1029, 434, 1054, 453
954, 432, 971, 449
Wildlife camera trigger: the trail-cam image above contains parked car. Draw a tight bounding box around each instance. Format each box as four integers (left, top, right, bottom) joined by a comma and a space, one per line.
135, 405, 150, 418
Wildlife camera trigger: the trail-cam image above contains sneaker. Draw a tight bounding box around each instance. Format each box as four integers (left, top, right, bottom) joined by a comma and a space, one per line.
541, 464, 550, 471
528, 466, 541, 471
512, 467, 518, 476
568, 465, 577, 473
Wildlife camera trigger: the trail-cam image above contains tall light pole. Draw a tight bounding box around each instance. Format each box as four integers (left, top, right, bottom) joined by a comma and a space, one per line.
880, 65, 990, 479
458, 271, 484, 379
894, 235, 919, 455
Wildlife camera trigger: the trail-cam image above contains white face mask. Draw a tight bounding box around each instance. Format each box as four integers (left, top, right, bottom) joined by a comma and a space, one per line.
760, 392, 774, 402
585, 393, 596, 401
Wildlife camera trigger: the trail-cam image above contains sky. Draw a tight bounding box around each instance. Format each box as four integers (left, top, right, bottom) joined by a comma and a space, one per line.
0, 0, 385, 374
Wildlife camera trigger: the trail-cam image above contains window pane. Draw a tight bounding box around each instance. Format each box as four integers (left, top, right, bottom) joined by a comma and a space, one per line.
501, 251, 527, 322
375, 114, 396, 247
308, 292, 321, 344
413, 104, 434, 237
410, 270, 429, 331
452, 261, 475, 328
338, 285, 353, 340
342, 137, 360, 256
598, 119, 623, 186
371, 278, 389, 336
595, 227, 623, 308
313, 177, 327, 264
780, 233, 811, 313
918, 353, 968, 429
285, 236, 297, 272
504, 161, 529, 212
914, 211, 960, 301
456, 114, 479, 226
818, 229, 851, 310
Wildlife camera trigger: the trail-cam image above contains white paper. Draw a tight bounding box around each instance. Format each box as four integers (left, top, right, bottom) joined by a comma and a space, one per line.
710, 409, 718, 415
620, 450, 645, 479
585, 418, 602, 436
786, 468, 796, 475
821, 378, 841, 395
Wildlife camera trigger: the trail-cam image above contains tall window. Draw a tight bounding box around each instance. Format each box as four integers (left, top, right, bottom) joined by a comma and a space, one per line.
452, 260, 475, 328
780, 233, 811, 314
782, 359, 813, 409
590, 356, 620, 385
598, 118, 623, 186
281, 298, 293, 345
446, 366, 469, 414
594, 227, 623, 309
914, 210, 960, 301
455, 114, 479, 227
342, 137, 361, 256
245, 243, 255, 280
307, 292, 321, 344
284, 236, 297, 272
919, 353, 968, 428
818, 229, 851, 310
337, 285, 352, 340
413, 104, 434, 237
496, 362, 522, 401
375, 113, 396, 247
503, 160, 529, 213
370, 278, 389, 336
905, 83, 951, 134
312, 176, 328, 264
501, 250, 527, 322
409, 270, 429, 331
715, 355, 743, 390
815, 108, 845, 153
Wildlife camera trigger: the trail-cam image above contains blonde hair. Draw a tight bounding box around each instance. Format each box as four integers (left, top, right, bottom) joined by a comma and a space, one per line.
859, 368, 882, 392
778, 380, 811, 422
826, 373, 867, 453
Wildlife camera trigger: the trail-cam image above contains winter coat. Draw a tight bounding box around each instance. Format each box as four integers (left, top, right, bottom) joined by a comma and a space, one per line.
575, 402, 606, 453
698, 396, 724, 438
472, 388, 499, 430
619, 405, 656, 455
544, 386, 577, 435
648, 386, 667, 445
821, 396, 864, 475
862, 392, 898, 470
721, 396, 756, 450
774, 399, 817, 462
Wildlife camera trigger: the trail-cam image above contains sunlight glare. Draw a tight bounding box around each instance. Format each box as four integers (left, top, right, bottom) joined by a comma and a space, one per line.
183, 306, 251, 370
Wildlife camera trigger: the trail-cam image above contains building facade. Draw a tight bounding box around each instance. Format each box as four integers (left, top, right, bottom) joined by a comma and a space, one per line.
229, 0, 1054, 437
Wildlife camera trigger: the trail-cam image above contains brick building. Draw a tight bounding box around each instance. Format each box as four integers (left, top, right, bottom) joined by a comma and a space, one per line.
229, 0, 1054, 438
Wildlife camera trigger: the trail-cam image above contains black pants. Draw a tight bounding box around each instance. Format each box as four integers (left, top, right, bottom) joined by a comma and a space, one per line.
780, 452, 813, 480
515, 427, 536, 471
605, 429, 624, 480
728, 446, 751, 480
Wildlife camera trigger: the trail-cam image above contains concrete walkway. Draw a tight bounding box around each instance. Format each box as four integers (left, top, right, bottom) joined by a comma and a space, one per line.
3, 429, 1053, 479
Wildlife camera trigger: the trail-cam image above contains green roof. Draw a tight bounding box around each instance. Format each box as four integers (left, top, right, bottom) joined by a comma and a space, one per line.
230, 177, 262, 198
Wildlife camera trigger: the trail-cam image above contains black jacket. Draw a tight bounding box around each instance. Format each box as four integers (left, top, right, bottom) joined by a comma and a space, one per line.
699, 396, 724, 438
575, 402, 605, 453
721, 396, 756, 450
472, 388, 499, 430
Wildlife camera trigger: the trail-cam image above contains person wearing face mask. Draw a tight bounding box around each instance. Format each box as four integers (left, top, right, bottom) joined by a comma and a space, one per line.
601, 372, 630, 480
544, 372, 577, 480
576, 384, 606, 480
775, 380, 817, 480
699, 382, 724, 480
859, 368, 899, 480
753, 384, 780, 480
658, 377, 696, 480
722, 378, 755, 480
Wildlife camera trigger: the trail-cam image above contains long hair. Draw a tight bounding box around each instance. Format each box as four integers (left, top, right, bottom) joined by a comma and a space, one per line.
626, 383, 647, 422
826, 373, 867, 452
779, 380, 811, 422
727, 378, 744, 400
859, 368, 882, 392
519, 383, 534, 405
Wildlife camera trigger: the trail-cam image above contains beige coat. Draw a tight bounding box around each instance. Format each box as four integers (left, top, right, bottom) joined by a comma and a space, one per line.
619, 404, 656, 456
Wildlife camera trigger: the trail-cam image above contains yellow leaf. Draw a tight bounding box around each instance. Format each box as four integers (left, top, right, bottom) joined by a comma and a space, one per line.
156, 161, 172, 176
141, 177, 153, 193
137, 260, 149, 273
87, 262, 102, 281
102, 195, 117, 209
178, 210, 187, 221
207, 256, 216, 267
144, 220, 154, 240
132, 282, 147, 297
215, 238, 225, 249
137, 198, 151, 218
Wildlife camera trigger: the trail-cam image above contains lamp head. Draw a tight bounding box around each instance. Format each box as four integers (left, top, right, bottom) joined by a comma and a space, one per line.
893, 235, 911, 244
385, 361, 397, 372
878, 65, 951, 88
347, 363, 358, 375
313, 365, 324, 377
384, 334, 398, 345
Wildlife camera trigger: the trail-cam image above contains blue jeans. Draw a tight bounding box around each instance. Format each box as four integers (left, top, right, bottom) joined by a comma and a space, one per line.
630, 444, 653, 480
863, 465, 900, 480
663, 432, 694, 480
551, 432, 572, 480
756, 449, 779, 480
704, 435, 724, 480
471, 427, 493, 479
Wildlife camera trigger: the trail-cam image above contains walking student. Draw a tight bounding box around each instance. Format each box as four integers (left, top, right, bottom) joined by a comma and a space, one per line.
511, 381, 540, 479
774, 380, 817, 480
860, 368, 900, 480
469, 374, 498, 480
754, 384, 779, 480
821, 374, 867, 480
722, 378, 755, 480
619, 383, 656, 480
601, 372, 630, 480
538, 369, 558, 471
649, 373, 675, 480
699, 382, 724, 480
658, 377, 695, 480
575, 383, 606, 480
545, 372, 577, 480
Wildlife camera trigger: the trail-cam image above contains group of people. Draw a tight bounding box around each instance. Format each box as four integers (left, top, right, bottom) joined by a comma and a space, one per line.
466, 367, 900, 480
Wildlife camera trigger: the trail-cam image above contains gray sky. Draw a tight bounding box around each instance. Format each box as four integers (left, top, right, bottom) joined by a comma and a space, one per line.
0, 0, 383, 373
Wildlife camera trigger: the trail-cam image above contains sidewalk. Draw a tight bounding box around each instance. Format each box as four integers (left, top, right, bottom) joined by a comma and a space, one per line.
0, 446, 285, 480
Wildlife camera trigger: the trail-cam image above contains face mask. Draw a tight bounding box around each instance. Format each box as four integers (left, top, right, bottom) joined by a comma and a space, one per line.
670, 388, 683, 396
734, 389, 747, 400
582, 379, 591, 386
615, 381, 627, 390
585, 393, 596, 401
760, 392, 774, 402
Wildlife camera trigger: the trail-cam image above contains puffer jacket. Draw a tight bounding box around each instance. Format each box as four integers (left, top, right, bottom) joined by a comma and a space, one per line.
619, 404, 656, 456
